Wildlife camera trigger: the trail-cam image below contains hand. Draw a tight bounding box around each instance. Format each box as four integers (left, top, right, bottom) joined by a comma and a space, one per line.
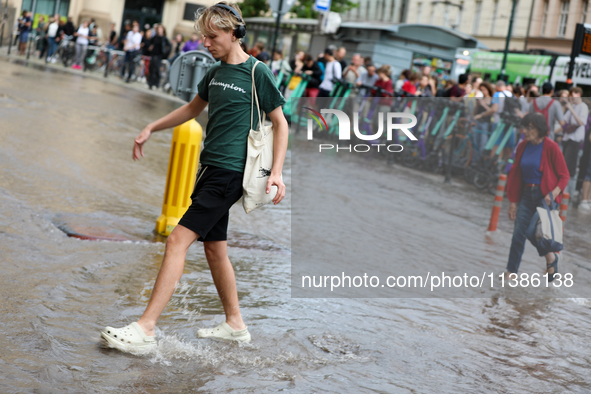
508, 203, 517, 220
133, 127, 152, 160
545, 190, 560, 206
474, 114, 481, 120
266, 173, 285, 205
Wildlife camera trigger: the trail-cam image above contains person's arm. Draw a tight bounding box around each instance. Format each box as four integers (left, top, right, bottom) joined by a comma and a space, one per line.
474, 102, 498, 120
543, 143, 570, 205
133, 94, 208, 160
555, 102, 566, 127
565, 102, 587, 127
266, 106, 288, 204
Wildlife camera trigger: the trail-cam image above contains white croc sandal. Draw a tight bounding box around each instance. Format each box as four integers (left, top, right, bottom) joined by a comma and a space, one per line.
101, 322, 156, 353
196, 322, 251, 342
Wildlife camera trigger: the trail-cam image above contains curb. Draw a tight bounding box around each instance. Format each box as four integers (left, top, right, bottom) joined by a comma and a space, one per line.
0, 50, 188, 105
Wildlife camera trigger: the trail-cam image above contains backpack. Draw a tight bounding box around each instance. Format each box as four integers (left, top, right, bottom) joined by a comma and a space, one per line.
499, 91, 521, 116
533, 98, 556, 131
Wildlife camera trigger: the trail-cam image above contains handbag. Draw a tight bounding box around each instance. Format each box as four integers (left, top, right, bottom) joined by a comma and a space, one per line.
562, 122, 579, 134
534, 193, 563, 255
242, 60, 278, 214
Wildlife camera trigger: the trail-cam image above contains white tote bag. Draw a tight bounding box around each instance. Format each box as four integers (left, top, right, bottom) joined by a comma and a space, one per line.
242, 60, 278, 213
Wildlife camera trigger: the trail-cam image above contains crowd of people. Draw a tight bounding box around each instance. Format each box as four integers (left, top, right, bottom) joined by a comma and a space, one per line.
13, 11, 211, 89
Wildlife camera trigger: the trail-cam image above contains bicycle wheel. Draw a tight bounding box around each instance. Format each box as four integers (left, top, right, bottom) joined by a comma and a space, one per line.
472, 170, 491, 190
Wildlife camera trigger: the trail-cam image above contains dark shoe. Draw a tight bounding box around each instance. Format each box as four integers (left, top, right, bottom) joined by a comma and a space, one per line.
547, 253, 559, 282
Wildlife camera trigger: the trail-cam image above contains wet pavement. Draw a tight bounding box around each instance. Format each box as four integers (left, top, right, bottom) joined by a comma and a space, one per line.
2, 58, 591, 393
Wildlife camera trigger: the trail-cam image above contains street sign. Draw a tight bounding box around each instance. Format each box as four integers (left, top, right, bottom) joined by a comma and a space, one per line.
320, 11, 341, 34
268, 0, 295, 15
313, 0, 332, 12
169, 50, 216, 102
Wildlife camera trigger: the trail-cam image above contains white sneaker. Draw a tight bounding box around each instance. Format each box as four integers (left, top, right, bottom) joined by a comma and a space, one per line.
196, 322, 251, 342
51, 58, 57, 63
579, 200, 591, 212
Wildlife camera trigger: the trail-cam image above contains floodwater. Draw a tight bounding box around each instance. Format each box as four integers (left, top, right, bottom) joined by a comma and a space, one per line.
2, 58, 591, 393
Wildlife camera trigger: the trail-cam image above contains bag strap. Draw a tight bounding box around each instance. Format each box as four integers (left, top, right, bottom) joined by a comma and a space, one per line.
251, 60, 264, 130
541, 193, 558, 241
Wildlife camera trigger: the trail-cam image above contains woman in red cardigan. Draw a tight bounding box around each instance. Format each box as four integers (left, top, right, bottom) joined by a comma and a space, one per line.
505, 112, 569, 281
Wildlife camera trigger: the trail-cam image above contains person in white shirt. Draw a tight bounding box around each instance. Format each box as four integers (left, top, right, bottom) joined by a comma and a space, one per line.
72, 20, 91, 69
122, 21, 143, 82
318, 48, 342, 97
561, 87, 589, 195
46, 16, 60, 62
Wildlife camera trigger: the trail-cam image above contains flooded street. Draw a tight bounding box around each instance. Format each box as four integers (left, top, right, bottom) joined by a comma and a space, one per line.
2, 58, 591, 393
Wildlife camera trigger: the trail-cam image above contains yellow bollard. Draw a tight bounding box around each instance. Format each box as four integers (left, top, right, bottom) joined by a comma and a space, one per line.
155, 119, 203, 236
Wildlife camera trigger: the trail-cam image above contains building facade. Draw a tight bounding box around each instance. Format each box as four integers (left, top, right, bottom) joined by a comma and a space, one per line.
341, 0, 407, 24
526, 0, 590, 53
404, 0, 589, 55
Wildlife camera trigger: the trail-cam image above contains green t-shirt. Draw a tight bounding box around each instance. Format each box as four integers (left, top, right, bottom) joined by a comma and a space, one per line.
197, 55, 286, 173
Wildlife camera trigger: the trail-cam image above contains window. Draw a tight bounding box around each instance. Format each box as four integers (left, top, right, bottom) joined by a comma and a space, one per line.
457, 1, 464, 29
417, 2, 423, 23
541, 0, 549, 36
582, 0, 588, 24
183, 3, 205, 21
473, 1, 482, 35
490, 0, 499, 35
557, 1, 570, 37
430, 3, 435, 24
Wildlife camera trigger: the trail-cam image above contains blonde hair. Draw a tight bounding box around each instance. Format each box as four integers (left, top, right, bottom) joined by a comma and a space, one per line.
194, 2, 244, 40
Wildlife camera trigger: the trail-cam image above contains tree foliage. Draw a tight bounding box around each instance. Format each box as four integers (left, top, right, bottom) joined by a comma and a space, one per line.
239, 0, 358, 19
291, 0, 358, 19
240, 0, 270, 18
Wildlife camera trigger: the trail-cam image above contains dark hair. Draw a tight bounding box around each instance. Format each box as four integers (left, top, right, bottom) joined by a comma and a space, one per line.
542, 82, 554, 95
520, 112, 549, 137
324, 48, 334, 57
459, 74, 469, 84
402, 69, 411, 79
480, 81, 494, 97
303, 53, 314, 63
513, 86, 523, 96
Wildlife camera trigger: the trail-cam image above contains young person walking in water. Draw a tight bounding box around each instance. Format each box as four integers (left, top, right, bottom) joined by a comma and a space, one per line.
101, 2, 288, 351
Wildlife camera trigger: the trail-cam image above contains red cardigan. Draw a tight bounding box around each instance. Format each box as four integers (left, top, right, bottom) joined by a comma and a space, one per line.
507, 137, 569, 204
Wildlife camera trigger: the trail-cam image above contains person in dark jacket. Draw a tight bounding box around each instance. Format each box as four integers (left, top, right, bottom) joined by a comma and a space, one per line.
147, 25, 171, 89
505, 112, 569, 282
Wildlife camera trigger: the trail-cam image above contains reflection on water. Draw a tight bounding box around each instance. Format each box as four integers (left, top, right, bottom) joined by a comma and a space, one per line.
2, 59, 591, 393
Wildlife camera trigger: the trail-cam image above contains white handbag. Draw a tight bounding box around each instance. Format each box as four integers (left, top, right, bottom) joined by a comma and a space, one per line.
242, 60, 278, 213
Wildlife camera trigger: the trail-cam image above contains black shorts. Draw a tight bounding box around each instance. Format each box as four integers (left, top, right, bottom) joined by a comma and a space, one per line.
177, 165, 243, 242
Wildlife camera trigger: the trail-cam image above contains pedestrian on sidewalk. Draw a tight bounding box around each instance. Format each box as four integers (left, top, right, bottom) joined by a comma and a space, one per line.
101, 1, 288, 352
121, 21, 142, 82
17, 10, 31, 56
72, 20, 91, 70
147, 25, 171, 89
46, 16, 59, 62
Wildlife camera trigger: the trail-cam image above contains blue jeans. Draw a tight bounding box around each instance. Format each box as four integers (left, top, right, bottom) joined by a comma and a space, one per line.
47, 37, 57, 58
506, 186, 546, 273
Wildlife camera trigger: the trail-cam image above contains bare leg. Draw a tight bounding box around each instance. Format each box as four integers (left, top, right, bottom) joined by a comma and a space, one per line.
582, 180, 591, 201
137, 225, 198, 336
545, 252, 557, 275
203, 240, 246, 331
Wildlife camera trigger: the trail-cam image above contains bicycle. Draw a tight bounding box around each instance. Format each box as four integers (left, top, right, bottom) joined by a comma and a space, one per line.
58, 35, 75, 68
